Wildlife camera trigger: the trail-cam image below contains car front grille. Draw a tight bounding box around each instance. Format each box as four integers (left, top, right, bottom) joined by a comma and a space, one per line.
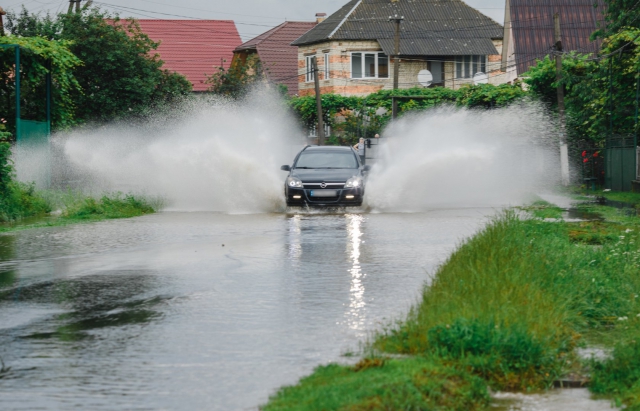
302, 182, 345, 189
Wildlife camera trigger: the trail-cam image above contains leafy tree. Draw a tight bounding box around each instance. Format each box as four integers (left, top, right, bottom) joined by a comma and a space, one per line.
592, 0, 639, 39
206, 54, 263, 98
5, 6, 192, 126
0, 35, 82, 135
525, 29, 640, 144
288, 84, 528, 145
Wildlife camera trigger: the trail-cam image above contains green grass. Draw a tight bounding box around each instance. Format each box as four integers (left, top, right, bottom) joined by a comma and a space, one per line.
263, 357, 490, 411
0, 181, 51, 222
62, 193, 155, 220
518, 200, 564, 219
0, 191, 158, 232
263, 201, 640, 409
600, 191, 640, 208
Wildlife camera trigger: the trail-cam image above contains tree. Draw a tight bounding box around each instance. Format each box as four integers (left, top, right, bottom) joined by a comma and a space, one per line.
0, 35, 82, 134
206, 54, 263, 99
5, 6, 192, 126
592, 0, 639, 39
525, 29, 640, 144
288, 85, 528, 145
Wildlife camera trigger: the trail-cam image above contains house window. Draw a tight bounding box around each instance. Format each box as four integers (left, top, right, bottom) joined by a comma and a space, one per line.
324, 52, 330, 80
351, 52, 389, 79
306, 56, 316, 82
308, 123, 331, 138
455, 56, 486, 79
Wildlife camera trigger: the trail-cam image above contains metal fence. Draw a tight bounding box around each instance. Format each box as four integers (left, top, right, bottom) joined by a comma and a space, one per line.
605, 135, 637, 192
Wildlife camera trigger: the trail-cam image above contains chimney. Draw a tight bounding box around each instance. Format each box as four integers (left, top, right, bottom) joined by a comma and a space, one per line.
315, 13, 327, 23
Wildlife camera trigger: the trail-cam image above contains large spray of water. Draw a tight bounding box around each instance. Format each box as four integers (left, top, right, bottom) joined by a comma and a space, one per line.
366, 104, 558, 212
52, 93, 303, 212
18, 91, 558, 213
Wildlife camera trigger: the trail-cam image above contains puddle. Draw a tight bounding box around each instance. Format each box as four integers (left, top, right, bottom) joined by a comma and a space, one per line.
576, 346, 611, 361
492, 389, 617, 410
564, 209, 604, 222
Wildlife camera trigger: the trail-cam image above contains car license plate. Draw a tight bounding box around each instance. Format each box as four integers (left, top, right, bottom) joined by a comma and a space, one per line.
310, 190, 337, 197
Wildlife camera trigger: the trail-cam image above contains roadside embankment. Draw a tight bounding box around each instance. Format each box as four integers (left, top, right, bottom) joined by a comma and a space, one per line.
263, 193, 640, 410
0, 141, 157, 232
0, 191, 158, 233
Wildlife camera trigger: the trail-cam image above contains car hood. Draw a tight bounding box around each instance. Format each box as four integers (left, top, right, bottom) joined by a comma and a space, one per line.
291, 168, 359, 183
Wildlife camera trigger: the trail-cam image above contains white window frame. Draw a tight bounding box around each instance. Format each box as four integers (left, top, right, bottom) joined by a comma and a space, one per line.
455, 55, 487, 79
324, 52, 330, 80
308, 123, 331, 138
305, 55, 316, 83
350, 52, 389, 79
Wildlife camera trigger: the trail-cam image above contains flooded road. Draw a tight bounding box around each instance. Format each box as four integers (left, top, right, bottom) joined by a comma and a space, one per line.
0, 209, 494, 410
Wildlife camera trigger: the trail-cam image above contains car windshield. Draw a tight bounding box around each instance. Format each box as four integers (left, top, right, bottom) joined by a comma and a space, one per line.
294, 151, 358, 169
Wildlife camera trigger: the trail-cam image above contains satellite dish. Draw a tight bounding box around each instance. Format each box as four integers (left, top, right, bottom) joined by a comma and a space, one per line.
417, 69, 433, 87
473, 72, 489, 85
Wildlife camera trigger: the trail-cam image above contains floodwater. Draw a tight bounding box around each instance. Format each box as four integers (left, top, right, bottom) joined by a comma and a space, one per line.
0, 209, 617, 410
0, 209, 493, 410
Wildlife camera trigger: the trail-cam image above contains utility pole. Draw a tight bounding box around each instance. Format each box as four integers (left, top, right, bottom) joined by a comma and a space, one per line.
68, 0, 89, 14
312, 56, 325, 145
0, 7, 6, 36
389, 14, 404, 120
554, 13, 570, 186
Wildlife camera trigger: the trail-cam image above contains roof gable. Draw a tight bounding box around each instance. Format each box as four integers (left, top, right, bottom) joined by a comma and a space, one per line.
292, 0, 503, 56
236, 21, 317, 96
509, 0, 606, 75
135, 19, 242, 92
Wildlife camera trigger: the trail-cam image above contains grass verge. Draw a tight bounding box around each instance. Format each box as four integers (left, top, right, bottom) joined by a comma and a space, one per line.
0, 141, 157, 230
0, 191, 158, 233
263, 194, 640, 410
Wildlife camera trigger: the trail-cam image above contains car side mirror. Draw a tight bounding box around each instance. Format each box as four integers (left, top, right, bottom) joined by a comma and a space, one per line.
281, 165, 291, 171
363, 165, 371, 172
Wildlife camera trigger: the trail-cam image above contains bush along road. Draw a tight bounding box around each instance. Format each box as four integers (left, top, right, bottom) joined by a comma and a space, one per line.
0, 141, 157, 232
263, 192, 640, 411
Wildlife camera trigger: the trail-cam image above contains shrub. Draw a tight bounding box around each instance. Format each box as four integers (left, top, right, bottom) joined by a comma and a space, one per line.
262, 358, 490, 411
63, 193, 154, 219
591, 338, 640, 409
0, 142, 51, 222
428, 318, 563, 389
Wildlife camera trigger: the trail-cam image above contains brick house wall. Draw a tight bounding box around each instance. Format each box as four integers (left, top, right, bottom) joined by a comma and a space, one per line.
297, 39, 507, 96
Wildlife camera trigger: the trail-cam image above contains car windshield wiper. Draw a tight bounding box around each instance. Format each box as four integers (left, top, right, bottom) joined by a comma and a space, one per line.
294, 167, 312, 169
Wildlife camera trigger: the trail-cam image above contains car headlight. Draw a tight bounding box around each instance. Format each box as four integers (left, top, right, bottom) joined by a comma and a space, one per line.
287, 177, 303, 188
344, 177, 362, 188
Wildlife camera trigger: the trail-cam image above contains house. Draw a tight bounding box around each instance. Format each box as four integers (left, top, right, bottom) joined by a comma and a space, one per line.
135, 20, 242, 92
291, 0, 508, 97
502, 0, 606, 80
233, 20, 318, 96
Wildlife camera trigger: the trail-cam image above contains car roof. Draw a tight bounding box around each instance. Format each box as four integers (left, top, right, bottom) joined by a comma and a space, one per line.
303, 145, 353, 152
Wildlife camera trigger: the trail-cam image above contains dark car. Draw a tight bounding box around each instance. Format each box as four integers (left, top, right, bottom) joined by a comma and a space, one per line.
281, 145, 370, 207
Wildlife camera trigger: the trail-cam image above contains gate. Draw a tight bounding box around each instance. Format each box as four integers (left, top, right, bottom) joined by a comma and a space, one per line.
605, 136, 637, 191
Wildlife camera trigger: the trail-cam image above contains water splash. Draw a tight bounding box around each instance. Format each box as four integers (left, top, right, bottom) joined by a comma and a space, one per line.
51, 92, 304, 212
18, 94, 558, 213
366, 103, 558, 212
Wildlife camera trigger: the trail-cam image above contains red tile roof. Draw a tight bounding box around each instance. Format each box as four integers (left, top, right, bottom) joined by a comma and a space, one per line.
135, 19, 242, 92
236, 21, 316, 96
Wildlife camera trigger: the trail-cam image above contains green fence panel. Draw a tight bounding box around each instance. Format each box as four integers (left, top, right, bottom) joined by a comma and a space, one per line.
605, 136, 637, 192
16, 119, 50, 188
18, 119, 49, 146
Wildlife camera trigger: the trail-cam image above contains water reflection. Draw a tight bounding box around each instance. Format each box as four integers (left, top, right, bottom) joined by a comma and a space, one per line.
0, 235, 16, 289
0, 271, 163, 342
346, 214, 366, 333
287, 215, 302, 262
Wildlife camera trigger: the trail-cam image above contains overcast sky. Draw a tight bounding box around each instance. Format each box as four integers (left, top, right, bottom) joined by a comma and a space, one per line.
4, 0, 507, 40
